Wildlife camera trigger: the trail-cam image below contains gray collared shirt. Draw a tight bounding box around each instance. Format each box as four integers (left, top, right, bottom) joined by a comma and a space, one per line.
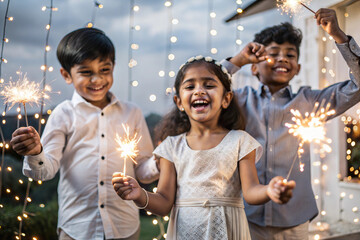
222, 36, 360, 227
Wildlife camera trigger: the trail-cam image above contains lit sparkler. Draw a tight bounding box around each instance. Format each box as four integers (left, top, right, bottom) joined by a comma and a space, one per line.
284, 100, 335, 180
0, 73, 51, 126
277, 0, 315, 16
115, 124, 142, 175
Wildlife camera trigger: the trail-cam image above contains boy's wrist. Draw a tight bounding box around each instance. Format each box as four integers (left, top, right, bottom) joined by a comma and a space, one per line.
229, 55, 247, 68
332, 30, 348, 44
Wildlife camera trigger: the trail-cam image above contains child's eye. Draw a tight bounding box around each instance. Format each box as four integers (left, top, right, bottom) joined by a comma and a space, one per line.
101, 68, 111, 73
269, 53, 278, 57
205, 84, 215, 88
184, 85, 194, 90
287, 54, 296, 58
79, 71, 92, 76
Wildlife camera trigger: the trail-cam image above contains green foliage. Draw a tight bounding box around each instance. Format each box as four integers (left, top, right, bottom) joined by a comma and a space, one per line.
0, 198, 58, 240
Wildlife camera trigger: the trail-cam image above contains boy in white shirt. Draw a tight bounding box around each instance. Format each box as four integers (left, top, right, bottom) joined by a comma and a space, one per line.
10, 28, 159, 240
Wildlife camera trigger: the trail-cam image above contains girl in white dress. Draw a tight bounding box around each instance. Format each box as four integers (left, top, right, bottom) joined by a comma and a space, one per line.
112, 56, 296, 240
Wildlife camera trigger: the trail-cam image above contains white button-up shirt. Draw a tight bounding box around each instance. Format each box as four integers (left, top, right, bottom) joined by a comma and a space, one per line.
23, 91, 159, 239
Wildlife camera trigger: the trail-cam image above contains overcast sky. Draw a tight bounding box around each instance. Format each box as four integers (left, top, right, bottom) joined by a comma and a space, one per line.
0, 0, 290, 116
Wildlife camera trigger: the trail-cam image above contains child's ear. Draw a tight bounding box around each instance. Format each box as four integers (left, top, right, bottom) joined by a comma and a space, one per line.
295, 63, 301, 75
222, 91, 233, 109
60, 68, 73, 85
251, 63, 258, 76
173, 95, 183, 111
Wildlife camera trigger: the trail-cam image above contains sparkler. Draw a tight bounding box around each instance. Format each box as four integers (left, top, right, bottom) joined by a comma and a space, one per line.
277, 0, 315, 16
115, 124, 142, 175
0, 73, 51, 126
284, 100, 335, 180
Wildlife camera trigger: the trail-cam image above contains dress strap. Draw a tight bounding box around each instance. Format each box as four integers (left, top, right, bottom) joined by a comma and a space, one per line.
175, 197, 244, 208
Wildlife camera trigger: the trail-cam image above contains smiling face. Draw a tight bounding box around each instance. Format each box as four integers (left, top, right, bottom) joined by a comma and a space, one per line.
174, 64, 232, 128
60, 57, 114, 109
252, 41, 301, 93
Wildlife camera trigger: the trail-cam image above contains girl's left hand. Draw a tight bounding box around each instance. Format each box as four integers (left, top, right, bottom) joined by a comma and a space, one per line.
112, 172, 142, 201
267, 176, 296, 204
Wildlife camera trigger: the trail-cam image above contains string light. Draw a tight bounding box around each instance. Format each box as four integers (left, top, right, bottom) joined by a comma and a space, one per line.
235, 0, 244, 51
127, 0, 140, 101
161, 0, 177, 97
0, 0, 12, 204
86, 1, 103, 28
207, 0, 217, 55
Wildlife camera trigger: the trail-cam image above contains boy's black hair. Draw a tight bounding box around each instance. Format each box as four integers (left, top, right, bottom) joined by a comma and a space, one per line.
56, 28, 115, 74
253, 22, 302, 57
154, 58, 244, 142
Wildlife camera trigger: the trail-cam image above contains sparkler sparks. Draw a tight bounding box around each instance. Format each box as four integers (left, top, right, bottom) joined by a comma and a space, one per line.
277, 0, 315, 16
0, 73, 52, 126
115, 124, 142, 175
285, 101, 335, 180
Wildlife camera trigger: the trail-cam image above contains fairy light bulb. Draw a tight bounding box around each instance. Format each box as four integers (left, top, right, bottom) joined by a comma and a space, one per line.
159, 71, 165, 77
164, 1, 172, 7
170, 36, 177, 43
149, 94, 157, 102
133, 5, 139, 11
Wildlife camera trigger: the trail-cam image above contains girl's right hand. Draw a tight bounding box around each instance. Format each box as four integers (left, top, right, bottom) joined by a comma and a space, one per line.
267, 176, 296, 204
112, 172, 142, 201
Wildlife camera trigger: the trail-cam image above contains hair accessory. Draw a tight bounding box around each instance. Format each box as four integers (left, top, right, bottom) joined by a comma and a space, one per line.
179, 55, 232, 80
136, 188, 149, 209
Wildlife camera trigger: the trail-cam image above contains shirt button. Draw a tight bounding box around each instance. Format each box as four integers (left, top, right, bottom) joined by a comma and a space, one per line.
101, 134, 105, 138
39, 161, 44, 165
100, 204, 104, 208
269, 146, 273, 152
271, 97, 275, 101
101, 156, 105, 160
101, 112, 104, 116
269, 127, 272, 131
100, 181, 104, 185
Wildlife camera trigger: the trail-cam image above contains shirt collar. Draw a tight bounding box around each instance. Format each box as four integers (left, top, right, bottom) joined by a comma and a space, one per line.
257, 83, 294, 98
71, 91, 120, 109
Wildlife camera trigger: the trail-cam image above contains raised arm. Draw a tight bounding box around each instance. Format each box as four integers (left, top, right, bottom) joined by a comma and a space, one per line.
113, 156, 176, 216
239, 150, 295, 205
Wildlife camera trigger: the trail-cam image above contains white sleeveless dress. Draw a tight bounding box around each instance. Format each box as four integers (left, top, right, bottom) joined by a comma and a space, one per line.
153, 130, 263, 240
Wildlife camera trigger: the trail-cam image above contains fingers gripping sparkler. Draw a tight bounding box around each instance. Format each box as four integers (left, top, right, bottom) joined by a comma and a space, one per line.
284, 100, 335, 180
115, 124, 142, 176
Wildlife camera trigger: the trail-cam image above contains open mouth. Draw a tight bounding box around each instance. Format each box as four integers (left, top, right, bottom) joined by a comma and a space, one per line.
191, 99, 209, 110
88, 84, 107, 91
273, 67, 289, 73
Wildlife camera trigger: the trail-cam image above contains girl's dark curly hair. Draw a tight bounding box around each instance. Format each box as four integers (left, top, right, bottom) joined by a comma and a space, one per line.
155, 57, 244, 142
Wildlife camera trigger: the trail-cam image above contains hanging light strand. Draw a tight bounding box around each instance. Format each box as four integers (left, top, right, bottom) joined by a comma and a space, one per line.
38, 0, 54, 133
0, 0, 12, 202
235, 0, 244, 50
127, 0, 136, 101
87, 1, 103, 28
163, 0, 174, 96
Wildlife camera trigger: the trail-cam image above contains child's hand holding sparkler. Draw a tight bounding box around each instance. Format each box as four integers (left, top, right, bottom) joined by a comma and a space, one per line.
230, 42, 268, 68
112, 172, 148, 208
267, 176, 296, 204
10, 126, 42, 156
315, 8, 348, 44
